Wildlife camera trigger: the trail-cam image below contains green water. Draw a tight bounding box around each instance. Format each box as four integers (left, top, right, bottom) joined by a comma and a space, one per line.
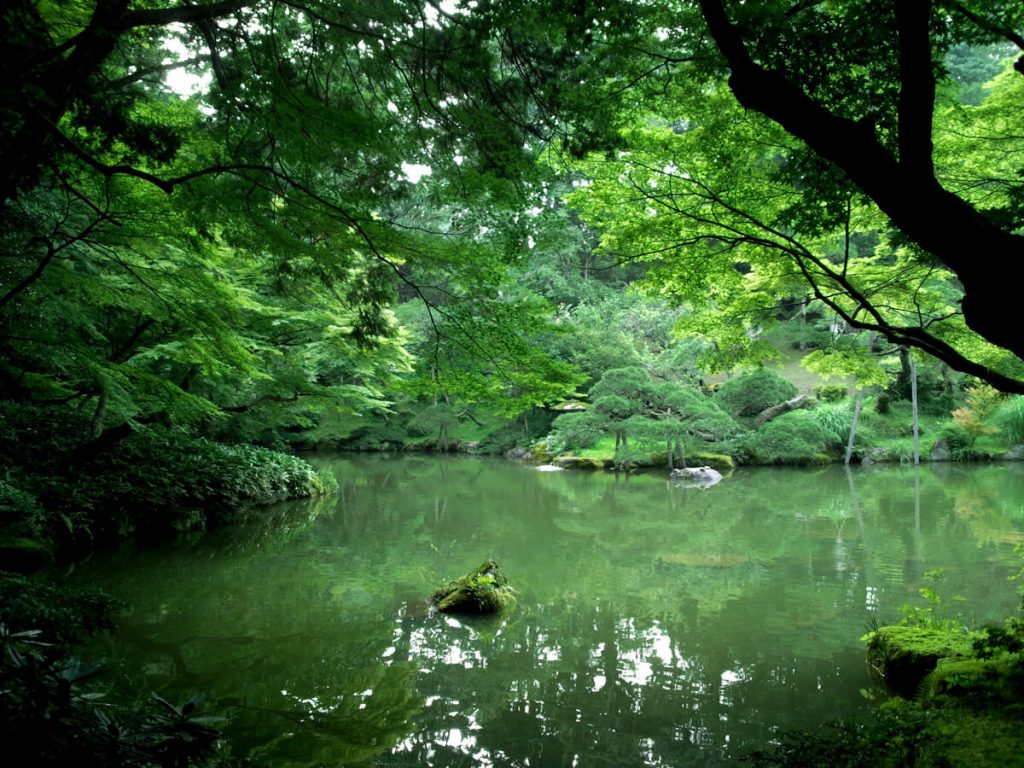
67, 458, 1024, 766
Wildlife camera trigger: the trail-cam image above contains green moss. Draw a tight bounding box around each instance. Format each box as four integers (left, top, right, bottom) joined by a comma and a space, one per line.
530, 441, 553, 464
923, 657, 1007, 699
431, 560, 516, 614
866, 626, 976, 696
691, 452, 735, 471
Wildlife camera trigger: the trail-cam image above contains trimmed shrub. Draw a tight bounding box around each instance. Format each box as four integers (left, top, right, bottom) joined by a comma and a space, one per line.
743, 410, 833, 464
813, 383, 848, 402
715, 368, 798, 419
546, 410, 604, 453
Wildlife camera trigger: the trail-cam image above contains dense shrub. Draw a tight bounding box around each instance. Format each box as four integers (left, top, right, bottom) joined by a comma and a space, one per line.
813, 383, 848, 402
743, 411, 833, 464
65, 429, 325, 538
547, 410, 605, 453
0, 573, 116, 646
0, 480, 46, 535
811, 402, 854, 450
715, 368, 798, 419
997, 396, 1024, 445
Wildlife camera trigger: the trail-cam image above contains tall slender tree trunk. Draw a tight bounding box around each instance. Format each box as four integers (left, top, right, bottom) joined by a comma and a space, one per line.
845, 390, 863, 465
911, 355, 920, 465
666, 440, 674, 470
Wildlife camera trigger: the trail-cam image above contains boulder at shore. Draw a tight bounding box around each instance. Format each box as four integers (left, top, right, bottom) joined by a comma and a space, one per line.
669, 466, 723, 488
431, 560, 516, 614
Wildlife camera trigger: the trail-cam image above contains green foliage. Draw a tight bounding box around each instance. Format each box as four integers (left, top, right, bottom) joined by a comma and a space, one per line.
742, 411, 832, 465
0, 573, 116, 648
996, 396, 1024, 445
715, 368, 798, 419
0, 624, 226, 768
548, 410, 605, 453
0, 480, 45, 536
0, 573, 228, 767
70, 429, 324, 537
952, 384, 1004, 444
811, 402, 854, 451
813, 384, 849, 402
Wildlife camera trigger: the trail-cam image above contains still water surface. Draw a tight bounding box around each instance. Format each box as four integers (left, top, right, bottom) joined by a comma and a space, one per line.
68, 458, 1024, 766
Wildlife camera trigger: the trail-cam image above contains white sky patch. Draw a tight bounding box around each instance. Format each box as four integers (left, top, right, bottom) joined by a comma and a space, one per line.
527, 235, 536, 249
387, 100, 399, 114
454, 154, 465, 166
161, 26, 212, 97
401, 162, 432, 183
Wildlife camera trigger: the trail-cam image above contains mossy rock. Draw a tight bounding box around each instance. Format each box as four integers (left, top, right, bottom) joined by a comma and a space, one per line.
691, 452, 735, 471
431, 560, 516, 614
923, 657, 1009, 700
553, 455, 605, 470
866, 626, 975, 697
530, 442, 552, 464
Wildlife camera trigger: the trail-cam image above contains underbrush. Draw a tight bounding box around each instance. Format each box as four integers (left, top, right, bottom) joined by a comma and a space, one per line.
0, 572, 233, 768
0, 402, 330, 553
750, 558, 1024, 767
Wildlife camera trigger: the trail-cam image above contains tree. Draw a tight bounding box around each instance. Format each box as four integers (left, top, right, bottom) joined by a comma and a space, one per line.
0, 1, 587, 452
561, 55, 1024, 390
695, 0, 1024, 362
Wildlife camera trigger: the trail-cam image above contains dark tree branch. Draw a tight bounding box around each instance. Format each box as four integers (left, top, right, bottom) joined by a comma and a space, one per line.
895, 0, 936, 176
697, 0, 1024, 361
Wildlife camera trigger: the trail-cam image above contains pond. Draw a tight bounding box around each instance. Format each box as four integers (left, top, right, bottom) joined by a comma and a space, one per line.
65, 458, 1024, 766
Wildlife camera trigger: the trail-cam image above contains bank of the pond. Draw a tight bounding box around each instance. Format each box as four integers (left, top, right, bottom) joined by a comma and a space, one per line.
0, 403, 337, 570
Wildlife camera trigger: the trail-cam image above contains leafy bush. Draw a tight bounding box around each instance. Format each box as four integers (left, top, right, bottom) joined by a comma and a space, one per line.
996, 396, 1024, 445
0, 574, 230, 767
937, 424, 977, 460
0, 573, 116, 647
0, 480, 46, 535
547, 410, 606, 453
743, 411, 832, 464
78, 430, 322, 532
715, 368, 798, 419
813, 383, 848, 402
812, 402, 853, 450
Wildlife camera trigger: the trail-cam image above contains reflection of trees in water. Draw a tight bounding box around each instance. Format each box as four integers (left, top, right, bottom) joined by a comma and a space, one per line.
67, 457, 1024, 766
383, 600, 865, 767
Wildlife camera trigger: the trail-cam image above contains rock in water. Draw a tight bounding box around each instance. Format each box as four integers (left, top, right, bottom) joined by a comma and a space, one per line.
431, 560, 516, 614
669, 466, 723, 488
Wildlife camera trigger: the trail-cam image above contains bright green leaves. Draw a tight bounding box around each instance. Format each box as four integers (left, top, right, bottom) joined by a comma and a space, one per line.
562, 72, 1024, 390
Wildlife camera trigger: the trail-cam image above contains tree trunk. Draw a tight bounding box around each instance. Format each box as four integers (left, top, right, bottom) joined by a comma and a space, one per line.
911, 355, 920, 465
699, 0, 1024, 365
845, 390, 864, 465
666, 440, 674, 470
754, 394, 810, 427
90, 385, 108, 439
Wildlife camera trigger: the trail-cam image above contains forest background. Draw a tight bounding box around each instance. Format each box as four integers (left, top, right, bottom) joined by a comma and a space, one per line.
2, 1, 1024, 765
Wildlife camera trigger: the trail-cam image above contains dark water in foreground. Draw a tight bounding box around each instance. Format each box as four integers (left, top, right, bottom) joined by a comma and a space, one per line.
66, 458, 1024, 766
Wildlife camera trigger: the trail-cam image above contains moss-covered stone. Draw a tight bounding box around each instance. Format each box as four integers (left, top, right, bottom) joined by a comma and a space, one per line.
691, 452, 735, 471
431, 560, 516, 614
866, 626, 975, 697
923, 657, 1008, 699
530, 442, 552, 464
553, 455, 606, 470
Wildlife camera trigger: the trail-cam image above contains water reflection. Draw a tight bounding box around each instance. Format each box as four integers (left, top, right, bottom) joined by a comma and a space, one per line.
65, 458, 1024, 766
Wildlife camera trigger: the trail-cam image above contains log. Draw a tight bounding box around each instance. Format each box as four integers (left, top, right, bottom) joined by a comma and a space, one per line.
754, 394, 809, 427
